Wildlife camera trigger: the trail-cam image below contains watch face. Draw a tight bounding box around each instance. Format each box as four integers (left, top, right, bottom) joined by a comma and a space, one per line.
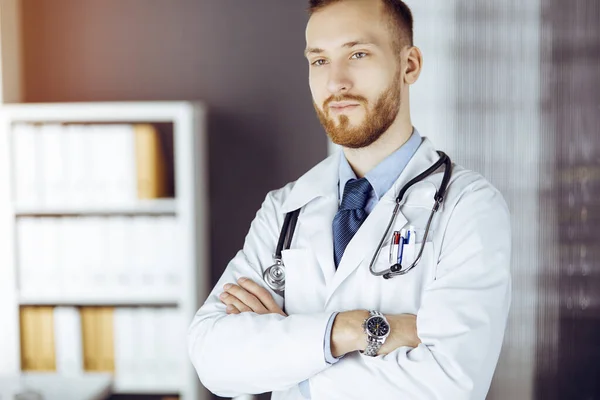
367, 316, 389, 337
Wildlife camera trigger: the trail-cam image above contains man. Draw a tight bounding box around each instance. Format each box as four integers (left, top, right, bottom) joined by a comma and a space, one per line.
188, 0, 511, 399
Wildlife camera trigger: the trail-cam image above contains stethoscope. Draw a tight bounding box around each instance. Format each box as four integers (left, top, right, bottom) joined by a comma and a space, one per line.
263, 151, 452, 294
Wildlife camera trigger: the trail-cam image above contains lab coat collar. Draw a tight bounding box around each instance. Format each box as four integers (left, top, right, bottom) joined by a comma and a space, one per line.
280, 153, 339, 214
386, 137, 441, 203
280, 135, 439, 214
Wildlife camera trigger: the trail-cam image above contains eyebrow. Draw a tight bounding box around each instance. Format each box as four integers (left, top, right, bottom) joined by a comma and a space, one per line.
304, 40, 377, 57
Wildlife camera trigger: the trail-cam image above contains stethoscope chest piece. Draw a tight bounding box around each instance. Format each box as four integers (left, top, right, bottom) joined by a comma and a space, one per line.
264, 258, 286, 293
263, 208, 301, 293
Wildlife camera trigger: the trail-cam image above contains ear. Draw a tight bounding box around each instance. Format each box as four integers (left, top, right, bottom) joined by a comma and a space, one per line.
404, 46, 423, 85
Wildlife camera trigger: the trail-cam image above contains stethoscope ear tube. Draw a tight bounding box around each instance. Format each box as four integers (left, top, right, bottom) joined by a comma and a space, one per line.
435, 152, 452, 203
274, 209, 300, 261
395, 152, 450, 205
371, 151, 452, 279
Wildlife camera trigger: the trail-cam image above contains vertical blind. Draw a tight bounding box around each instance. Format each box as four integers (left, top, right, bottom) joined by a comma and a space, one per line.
408, 0, 599, 398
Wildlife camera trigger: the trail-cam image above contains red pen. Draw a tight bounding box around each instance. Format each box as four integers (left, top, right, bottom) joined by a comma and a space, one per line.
389, 231, 401, 264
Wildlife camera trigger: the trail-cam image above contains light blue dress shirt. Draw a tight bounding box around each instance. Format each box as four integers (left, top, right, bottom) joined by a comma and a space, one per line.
298, 129, 422, 398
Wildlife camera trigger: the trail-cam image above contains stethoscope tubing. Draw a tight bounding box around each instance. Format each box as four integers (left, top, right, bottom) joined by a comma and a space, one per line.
370, 151, 451, 279
264, 151, 452, 293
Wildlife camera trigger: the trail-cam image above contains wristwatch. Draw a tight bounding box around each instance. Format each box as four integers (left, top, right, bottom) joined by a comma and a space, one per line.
361, 310, 391, 357
362, 310, 391, 356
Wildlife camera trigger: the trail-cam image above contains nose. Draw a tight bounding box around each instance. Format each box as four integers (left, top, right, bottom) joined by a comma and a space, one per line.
326, 64, 353, 95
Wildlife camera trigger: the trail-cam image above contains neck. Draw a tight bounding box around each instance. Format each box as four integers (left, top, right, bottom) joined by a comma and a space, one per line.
342, 116, 414, 178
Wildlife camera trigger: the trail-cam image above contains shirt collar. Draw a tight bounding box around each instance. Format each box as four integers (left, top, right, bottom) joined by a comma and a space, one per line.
338, 128, 422, 201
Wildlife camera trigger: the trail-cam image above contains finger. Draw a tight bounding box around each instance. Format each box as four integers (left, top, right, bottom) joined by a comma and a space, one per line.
220, 292, 251, 313
224, 284, 269, 314
226, 304, 240, 315
238, 278, 286, 316
219, 291, 252, 313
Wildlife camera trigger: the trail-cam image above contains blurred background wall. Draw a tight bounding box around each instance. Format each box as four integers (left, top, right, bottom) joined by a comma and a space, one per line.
538, 1, 600, 398
20, 0, 327, 301
15, 0, 600, 399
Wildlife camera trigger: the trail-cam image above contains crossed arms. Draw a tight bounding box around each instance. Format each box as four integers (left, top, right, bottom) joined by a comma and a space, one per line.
219, 277, 420, 357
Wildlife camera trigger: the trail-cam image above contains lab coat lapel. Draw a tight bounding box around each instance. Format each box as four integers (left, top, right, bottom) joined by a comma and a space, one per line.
325, 197, 406, 303
302, 195, 337, 286
324, 138, 441, 304
281, 153, 339, 286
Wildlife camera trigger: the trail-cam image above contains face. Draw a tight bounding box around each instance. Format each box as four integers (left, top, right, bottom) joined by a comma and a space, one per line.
305, 0, 404, 149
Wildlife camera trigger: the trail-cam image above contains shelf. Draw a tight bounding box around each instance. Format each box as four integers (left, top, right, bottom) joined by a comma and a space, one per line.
113, 387, 181, 396
0, 372, 113, 400
14, 199, 177, 217
19, 294, 180, 307
1, 101, 208, 400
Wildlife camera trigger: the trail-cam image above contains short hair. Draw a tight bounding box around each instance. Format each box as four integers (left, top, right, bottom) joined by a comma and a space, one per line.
307, 0, 414, 49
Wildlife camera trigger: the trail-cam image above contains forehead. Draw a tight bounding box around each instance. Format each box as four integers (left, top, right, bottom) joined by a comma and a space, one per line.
305, 0, 392, 51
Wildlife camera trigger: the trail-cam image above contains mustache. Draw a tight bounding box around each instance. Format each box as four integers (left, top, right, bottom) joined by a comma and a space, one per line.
323, 94, 367, 109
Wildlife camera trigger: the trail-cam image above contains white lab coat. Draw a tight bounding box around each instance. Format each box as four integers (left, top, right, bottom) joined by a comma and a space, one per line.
188, 137, 512, 400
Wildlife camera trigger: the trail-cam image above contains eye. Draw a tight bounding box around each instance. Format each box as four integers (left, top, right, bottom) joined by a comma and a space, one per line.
351, 52, 368, 60
311, 59, 328, 66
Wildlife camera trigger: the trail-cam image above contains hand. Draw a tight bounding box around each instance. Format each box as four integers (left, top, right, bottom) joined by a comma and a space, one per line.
331, 311, 420, 358
219, 277, 287, 317
377, 314, 420, 355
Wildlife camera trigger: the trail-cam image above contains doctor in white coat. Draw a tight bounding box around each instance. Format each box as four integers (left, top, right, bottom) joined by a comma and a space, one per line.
188, 0, 512, 399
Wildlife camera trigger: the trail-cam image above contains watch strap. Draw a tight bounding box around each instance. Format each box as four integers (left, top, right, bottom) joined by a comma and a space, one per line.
363, 310, 386, 357
364, 338, 383, 357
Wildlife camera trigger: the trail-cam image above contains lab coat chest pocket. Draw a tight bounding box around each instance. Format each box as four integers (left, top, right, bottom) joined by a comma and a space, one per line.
361, 204, 437, 313
281, 249, 326, 315
367, 238, 435, 313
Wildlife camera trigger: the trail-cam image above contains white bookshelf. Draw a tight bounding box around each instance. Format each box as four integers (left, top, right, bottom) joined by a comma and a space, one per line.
0, 101, 210, 400
15, 198, 178, 217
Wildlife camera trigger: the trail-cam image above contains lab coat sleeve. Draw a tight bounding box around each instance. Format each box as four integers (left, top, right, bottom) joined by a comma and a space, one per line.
308, 180, 512, 400
187, 188, 332, 397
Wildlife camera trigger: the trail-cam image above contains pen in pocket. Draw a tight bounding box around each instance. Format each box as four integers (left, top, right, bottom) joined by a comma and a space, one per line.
389, 231, 401, 264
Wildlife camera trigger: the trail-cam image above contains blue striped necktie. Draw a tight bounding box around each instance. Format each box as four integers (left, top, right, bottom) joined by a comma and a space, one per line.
332, 178, 372, 268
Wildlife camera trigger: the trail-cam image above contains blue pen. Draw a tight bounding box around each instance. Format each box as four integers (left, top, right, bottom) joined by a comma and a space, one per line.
397, 230, 410, 264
